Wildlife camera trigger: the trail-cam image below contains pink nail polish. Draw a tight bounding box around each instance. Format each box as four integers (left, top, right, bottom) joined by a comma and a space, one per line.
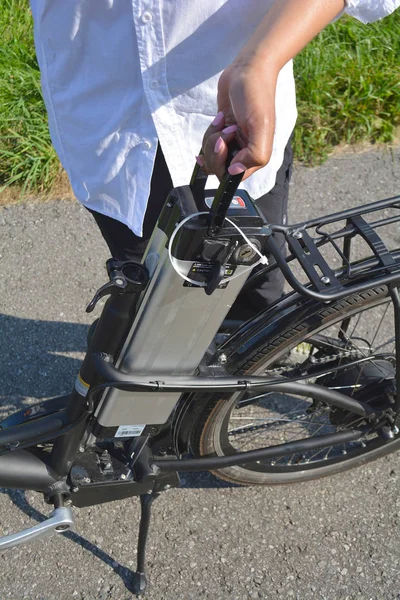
228, 162, 246, 175
196, 155, 205, 167
222, 125, 238, 135
214, 137, 224, 154
211, 111, 224, 127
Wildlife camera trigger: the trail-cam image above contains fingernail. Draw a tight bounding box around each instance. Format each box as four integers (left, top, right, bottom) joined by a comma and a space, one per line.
228, 162, 246, 175
222, 125, 238, 135
214, 137, 224, 154
195, 155, 205, 167
212, 111, 224, 127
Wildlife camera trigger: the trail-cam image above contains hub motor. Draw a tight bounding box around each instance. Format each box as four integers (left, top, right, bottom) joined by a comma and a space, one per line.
321, 359, 396, 427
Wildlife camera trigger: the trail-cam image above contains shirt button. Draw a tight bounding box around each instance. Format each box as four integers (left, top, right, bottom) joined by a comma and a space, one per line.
143, 140, 152, 150
150, 80, 159, 89
141, 11, 152, 23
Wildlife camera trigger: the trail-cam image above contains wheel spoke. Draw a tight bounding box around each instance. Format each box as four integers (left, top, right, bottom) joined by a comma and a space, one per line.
209, 292, 398, 476
374, 336, 396, 352
370, 302, 390, 349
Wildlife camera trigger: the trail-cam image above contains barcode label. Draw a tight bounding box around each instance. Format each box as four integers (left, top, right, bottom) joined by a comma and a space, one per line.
115, 424, 146, 438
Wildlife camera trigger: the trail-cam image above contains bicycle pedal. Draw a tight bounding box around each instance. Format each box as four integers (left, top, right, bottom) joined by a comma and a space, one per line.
0, 507, 74, 550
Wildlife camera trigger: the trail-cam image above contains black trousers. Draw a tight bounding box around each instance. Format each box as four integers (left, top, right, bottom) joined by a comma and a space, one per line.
89, 142, 293, 319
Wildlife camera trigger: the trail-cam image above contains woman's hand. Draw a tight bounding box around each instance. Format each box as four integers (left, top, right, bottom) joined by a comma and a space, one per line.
200, 59, 278, 182
199, 0, 346, 181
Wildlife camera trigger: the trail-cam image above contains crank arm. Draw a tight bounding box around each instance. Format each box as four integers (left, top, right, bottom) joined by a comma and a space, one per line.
0, 507, 73, 550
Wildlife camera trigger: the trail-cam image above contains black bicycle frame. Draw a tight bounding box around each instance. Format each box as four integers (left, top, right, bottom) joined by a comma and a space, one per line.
0, 177, 399, 498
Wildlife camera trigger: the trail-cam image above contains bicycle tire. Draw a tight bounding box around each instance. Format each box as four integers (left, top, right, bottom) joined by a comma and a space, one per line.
192, 284, 400, 485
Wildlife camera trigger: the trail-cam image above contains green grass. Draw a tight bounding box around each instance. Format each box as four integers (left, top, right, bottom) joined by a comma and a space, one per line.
294, 10, 400, 163
0, 0, 399, 194
0, 0, 59, 194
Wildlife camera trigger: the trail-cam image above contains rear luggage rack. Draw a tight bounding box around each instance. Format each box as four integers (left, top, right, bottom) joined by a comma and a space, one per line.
266, 195, 400, 301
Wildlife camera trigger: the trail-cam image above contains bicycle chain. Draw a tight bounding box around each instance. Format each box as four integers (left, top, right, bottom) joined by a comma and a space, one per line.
265, 348, 362, 376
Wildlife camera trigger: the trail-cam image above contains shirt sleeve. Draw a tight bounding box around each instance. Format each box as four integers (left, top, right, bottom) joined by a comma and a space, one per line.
344, 0, 400, 24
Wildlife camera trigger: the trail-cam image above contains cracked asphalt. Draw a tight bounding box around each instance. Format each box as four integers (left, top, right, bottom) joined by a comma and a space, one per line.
0, 146, 399, 600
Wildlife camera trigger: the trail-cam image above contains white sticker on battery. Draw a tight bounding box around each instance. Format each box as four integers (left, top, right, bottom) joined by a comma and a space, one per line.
115, 424, 146, 438
75, 374, 90, 397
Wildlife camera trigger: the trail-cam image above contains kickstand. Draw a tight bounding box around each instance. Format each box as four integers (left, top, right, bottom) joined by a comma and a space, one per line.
131, 492, 160, 595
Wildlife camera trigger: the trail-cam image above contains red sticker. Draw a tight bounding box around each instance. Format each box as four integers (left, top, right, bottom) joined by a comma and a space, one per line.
204, 196, 246, 209
230, 196, 246, 208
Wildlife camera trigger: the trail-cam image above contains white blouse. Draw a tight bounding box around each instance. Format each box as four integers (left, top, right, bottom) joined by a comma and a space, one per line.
30, 0, 399, 236
345, 0, 399, 23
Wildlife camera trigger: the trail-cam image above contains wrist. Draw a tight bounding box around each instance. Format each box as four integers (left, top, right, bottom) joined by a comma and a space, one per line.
232, 50, 281, 83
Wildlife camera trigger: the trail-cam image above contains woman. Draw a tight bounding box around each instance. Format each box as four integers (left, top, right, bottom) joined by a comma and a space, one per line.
29, 0, 399, 314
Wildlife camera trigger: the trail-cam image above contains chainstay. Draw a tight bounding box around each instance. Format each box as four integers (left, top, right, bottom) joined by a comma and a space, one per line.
228, 349, 369, 438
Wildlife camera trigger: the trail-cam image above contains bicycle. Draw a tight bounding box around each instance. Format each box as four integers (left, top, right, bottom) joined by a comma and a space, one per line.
0, 145, 399, 595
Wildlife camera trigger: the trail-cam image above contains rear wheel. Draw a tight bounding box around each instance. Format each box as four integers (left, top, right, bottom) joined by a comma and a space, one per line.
192, 285, 399, 485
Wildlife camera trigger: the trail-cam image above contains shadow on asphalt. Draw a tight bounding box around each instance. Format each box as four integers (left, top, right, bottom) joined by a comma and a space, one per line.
0, 474, 235, 594
0, 313, 236, 493
0, 314, 88, 416
0, 306, 262, 590
0, 488, 139, 595
180, 472, 237, 489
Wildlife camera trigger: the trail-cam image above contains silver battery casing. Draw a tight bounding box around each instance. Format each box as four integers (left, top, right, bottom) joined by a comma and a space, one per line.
94, 225, 251, 429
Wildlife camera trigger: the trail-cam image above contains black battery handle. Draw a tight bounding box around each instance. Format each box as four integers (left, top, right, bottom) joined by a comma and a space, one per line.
189, 140, 245, 235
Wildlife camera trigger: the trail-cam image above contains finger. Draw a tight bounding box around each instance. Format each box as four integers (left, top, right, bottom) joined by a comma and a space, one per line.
203, 125, 238, 180
204, 135, 228, 180
201, 111, 226, 158
201, 132, 222, 176
211, 125, 239, 179
228, 111, 274, 180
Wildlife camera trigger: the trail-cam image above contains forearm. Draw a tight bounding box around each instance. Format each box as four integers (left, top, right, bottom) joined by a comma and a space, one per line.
236, 0, 346, 73
206, 0, 347, 178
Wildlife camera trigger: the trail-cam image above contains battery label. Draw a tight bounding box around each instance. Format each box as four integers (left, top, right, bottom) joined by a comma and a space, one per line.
183, 262, 236, 288
115, 424, 146, 438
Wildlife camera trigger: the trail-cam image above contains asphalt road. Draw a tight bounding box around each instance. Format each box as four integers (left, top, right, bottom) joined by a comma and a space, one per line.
0, 146, 399, 600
